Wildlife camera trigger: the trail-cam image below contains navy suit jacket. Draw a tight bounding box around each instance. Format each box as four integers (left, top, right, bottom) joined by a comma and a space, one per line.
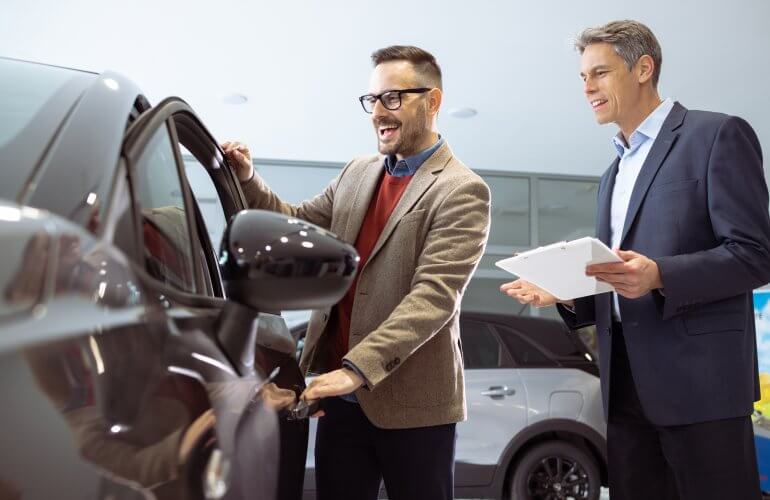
559, 102, 770, 426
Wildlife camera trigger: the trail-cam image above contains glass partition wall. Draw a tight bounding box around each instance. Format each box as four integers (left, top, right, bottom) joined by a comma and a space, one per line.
192, 156, 601, 319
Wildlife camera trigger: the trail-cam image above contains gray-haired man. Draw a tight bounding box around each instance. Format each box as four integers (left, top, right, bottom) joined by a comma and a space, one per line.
502, 19, 770, 500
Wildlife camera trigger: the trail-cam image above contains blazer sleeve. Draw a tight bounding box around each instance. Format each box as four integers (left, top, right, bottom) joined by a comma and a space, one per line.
654, 116, 770, 319
343, 178, 491, 388
556, 295, 597, 329
239, 160, 354, 230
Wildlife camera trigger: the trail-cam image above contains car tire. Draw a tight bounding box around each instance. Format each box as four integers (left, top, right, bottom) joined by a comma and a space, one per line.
509, 440, 601, 500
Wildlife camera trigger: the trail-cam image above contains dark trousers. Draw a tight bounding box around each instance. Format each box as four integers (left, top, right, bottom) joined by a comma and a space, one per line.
608, 323, 761, 500
314, 397, 456, 500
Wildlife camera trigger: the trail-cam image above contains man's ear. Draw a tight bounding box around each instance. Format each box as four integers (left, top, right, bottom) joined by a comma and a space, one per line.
428, 88, 443, 115
636, 54, 655, 85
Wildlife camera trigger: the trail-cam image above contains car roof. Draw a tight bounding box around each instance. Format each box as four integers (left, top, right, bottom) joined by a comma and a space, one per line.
0, 57, 96, 201
0, 57, 146, 230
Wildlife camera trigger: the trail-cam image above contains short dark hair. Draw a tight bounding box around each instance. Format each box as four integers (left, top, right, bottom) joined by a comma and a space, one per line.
371, 45, 443, 90
575, 20, 662, 88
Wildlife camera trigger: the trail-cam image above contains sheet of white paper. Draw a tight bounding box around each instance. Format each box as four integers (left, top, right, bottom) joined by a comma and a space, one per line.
495, 237, 622, 300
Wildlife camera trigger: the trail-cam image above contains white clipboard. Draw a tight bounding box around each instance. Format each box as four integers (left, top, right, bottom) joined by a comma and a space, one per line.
495, 237, 622, 300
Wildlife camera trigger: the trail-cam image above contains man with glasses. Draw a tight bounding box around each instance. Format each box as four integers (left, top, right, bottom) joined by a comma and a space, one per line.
501, 20, 770, 500
222, 45, 490, 500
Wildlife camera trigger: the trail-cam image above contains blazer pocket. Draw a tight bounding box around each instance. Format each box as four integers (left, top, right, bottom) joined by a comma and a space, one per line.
398, 209, 426, 226
683, 312, 746, 335
391, 344, 454, 408
648, 179, 698, 198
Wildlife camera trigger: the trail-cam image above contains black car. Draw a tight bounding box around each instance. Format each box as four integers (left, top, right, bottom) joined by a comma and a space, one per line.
0, 57, 358, 500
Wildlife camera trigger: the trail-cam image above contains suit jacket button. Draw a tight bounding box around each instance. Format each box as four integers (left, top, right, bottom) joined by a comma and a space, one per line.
394, 357, 401, 365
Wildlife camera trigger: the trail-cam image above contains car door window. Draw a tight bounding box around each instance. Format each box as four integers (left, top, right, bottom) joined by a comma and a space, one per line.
180, 145, 228, 253
495, 325, 552, 366
460, 320, 504, 369
132, 125, 197, 293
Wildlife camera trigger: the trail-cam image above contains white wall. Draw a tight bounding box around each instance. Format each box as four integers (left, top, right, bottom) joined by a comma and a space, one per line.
2, 0, 769, 179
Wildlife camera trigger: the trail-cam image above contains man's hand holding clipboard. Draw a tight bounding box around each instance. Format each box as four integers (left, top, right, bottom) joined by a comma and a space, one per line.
497, 237, 664, 305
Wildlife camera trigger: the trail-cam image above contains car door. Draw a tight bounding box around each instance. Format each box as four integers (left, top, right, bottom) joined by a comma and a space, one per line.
0, 205, 205, 500
0, 102, 265, 499
495, 322, 603, 429
456, 317, 528, 488
123, 97, 310, 500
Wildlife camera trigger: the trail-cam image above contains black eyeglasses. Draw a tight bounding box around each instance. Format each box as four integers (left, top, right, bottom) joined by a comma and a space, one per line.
358, 88, 432, 113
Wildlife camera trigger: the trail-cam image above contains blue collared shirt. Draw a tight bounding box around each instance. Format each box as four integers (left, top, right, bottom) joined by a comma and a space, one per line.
383, 135, 444, 177
609, 98, 674, 318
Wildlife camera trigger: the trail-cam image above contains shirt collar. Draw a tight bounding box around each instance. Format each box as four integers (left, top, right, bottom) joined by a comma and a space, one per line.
384, 135, 444, 177
612, 98, 674, 157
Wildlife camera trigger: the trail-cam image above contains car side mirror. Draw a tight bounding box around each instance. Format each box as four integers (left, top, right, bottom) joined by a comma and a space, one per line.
219, 210, 359, 311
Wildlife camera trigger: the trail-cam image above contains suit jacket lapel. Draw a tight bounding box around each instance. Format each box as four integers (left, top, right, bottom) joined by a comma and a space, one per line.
619, 102, 686, 246
364, 142, 452, 267
342, 158, 383, 244
596, 158, 619, 246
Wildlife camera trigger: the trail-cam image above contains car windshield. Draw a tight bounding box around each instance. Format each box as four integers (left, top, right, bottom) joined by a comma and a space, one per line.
0, 58, 96, 200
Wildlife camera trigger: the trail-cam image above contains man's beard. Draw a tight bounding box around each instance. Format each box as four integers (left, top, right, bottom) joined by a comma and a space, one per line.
377, 109, 429, 157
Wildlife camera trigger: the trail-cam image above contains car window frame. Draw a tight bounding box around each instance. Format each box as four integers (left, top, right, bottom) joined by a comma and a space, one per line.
100, 158, 139, 259
120, 97, 253, 308
169, 109, 248, 299
488, 321, 558, 369
123, 105, 210, 298
459, 318, 516, 369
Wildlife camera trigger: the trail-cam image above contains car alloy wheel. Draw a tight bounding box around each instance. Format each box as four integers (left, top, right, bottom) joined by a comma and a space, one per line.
527, 454, 589, 499
509, 441, 600, 500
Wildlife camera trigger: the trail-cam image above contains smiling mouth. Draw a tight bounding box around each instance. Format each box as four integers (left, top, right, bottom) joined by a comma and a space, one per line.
590, 99, 608, 110
378, 124, 400, 140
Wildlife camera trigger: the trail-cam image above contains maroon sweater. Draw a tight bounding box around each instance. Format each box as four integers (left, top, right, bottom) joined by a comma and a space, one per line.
327, 171, 413, 369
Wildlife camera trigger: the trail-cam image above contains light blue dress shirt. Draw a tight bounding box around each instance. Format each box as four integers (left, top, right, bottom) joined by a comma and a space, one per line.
609, 98, 675, 318
383, 135, 444, 177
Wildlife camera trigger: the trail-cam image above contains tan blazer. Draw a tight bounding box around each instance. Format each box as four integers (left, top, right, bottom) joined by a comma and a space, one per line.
241, 142, 491, 429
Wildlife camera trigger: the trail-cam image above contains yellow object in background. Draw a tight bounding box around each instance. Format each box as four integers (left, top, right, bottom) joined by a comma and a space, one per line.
754, 373, 770, 421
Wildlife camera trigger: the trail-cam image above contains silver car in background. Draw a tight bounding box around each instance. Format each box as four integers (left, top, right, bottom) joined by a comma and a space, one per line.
293, 312, 607, 500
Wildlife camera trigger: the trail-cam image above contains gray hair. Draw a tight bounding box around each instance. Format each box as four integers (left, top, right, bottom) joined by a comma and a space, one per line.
575, 20, 662, 87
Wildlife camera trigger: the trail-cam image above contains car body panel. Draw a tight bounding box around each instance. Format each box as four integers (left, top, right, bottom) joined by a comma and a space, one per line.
0, 59, 352, 500
25, 70, 143, 233
0, 57, 98, 201
518, 368, 604, 427
458, 368, 527, 486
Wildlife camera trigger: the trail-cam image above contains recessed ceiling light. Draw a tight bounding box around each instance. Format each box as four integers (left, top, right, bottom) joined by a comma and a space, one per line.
448, 107, 477, 118
222, 93, 249, 105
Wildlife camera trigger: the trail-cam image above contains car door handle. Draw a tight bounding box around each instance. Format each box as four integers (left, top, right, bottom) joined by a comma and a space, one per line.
286, 399, 321, 421
481, 386, 516, 399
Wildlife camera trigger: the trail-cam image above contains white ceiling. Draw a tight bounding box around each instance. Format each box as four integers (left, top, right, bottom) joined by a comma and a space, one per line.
3, 0, 769, 178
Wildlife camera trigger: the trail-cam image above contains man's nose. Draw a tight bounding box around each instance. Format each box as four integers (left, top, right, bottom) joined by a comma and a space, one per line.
583, 77, 596, 95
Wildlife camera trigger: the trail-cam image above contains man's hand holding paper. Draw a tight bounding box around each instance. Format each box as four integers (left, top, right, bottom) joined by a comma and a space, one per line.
500, 279, 567, 308
501, 246, 664, 308
586, 249, 663, 299
495, 237, 623, 301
